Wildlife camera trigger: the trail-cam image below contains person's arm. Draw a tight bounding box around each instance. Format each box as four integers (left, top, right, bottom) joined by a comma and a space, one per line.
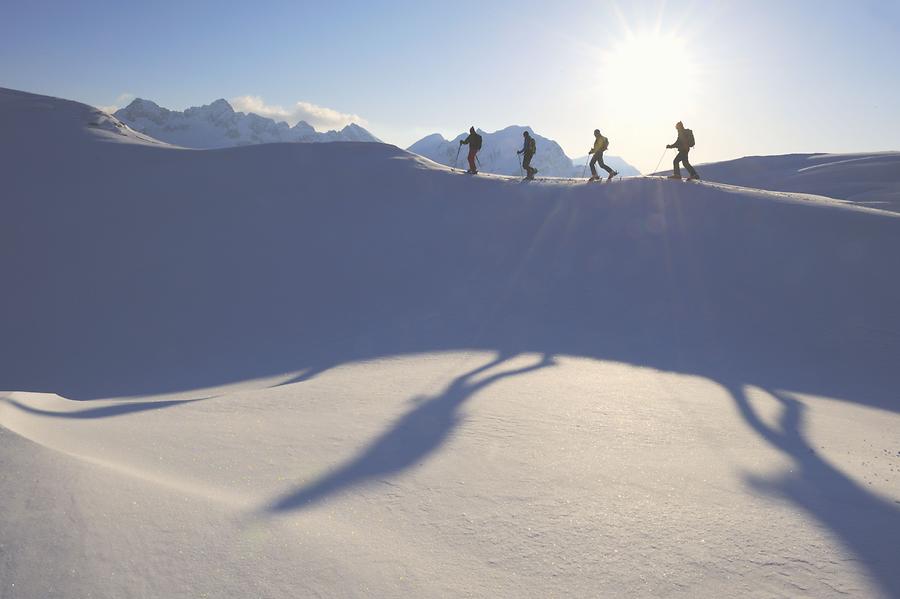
460, 135, 470, 145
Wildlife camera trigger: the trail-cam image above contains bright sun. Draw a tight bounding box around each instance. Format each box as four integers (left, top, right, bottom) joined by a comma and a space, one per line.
601, 32, 699, 119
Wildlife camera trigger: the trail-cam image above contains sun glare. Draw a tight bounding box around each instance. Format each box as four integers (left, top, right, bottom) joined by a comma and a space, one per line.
601, 32, 699, 119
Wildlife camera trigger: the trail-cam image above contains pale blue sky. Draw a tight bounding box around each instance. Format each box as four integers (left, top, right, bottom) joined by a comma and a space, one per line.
2, 0, 898, 171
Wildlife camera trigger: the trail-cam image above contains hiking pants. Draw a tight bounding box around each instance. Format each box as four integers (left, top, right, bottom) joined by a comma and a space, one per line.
590, 151, 614, 177
468, 147, 478, 172
673, 149, 698, 178
523, 151, 535, 175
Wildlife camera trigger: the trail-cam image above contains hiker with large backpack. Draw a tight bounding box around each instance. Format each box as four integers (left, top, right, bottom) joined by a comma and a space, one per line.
666, 121, 700, 180
517, 130, 538, 180
459, 126, 483, 174
588, 129, 618, 182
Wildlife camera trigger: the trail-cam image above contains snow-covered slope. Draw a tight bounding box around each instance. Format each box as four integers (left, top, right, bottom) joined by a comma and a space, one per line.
0, 87, 166, 147
114, 97, 380, 148
408, 126, 640, 177
2, 87, 900, 599
659, 152, 900, 213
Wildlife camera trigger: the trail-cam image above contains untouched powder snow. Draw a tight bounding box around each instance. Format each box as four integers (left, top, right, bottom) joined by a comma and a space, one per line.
657, 151, 900, 213
2, 87, 900, 598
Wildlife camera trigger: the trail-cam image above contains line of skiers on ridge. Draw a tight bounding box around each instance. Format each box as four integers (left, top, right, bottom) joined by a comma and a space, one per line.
459, 121, 700, 182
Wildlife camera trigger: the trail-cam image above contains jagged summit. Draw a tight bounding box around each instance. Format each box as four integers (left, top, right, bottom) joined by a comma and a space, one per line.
115, 96, 379, 148
208, 98, 233, 111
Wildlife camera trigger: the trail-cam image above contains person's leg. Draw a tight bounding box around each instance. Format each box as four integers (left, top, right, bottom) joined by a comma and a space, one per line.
683, 150, 699, 178
597, 152, 614, 175
673, 152, 684, 177
523, 152, 532, 173
468, 148, 477, 172
589, 152, 599, 177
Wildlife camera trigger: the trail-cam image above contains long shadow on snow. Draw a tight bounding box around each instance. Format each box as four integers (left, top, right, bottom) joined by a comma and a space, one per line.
2, 142, 897, 413
267, 352, 555, 512
2, 396, 204, 419
724, 383, 900, 598
4, 138, 900, 596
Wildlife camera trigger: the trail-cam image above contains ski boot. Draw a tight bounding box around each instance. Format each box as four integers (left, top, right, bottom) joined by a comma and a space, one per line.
607, 170, 619, 182
667, 174, 682, 180
687, 174, 700, 181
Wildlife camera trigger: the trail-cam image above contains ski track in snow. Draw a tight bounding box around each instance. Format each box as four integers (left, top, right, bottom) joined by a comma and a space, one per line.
2, 87, 900, 599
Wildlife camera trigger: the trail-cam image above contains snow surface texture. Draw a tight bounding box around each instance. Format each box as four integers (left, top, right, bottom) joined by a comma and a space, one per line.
2, 87, 900, 598
408, 126, 640, 178
656, 152, 900, 213
114, 97, 380, 149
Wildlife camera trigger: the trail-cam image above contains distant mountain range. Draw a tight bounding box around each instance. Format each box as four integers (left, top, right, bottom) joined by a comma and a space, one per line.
114, 98, 380, 149
408, 126, 640, 177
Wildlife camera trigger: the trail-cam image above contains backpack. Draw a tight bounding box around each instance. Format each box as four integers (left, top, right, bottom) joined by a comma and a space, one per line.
684, 129, 695, 148
526, 137, 536, 153
599, 135, 609, 152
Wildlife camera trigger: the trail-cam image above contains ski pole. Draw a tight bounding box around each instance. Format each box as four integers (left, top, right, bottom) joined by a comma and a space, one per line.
454, 144, 461, 170
518, 153, 524, 176
581, 160, 588, 179
652, 148, 668, 175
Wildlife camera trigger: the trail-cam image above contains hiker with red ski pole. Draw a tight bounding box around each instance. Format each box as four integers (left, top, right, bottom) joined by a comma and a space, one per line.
459, 126, 483, 174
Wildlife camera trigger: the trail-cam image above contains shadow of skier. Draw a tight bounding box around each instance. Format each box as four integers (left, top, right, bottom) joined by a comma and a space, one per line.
726, 383, 900, 598
264, 351, 556, 513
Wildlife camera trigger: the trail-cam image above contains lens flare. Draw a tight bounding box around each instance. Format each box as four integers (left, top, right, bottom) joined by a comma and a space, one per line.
601, 32, 699, 117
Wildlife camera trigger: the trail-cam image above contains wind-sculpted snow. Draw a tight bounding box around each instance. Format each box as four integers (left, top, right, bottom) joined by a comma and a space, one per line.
2, 87, 899, 598
661, 151, 900, 213
2, 95, 896, 402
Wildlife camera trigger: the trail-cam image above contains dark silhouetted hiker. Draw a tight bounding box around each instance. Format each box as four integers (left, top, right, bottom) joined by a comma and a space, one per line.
459, 127, 483, 174
666, 121, 700, 180
588, 129, 618, 182
517, 131, 538, 180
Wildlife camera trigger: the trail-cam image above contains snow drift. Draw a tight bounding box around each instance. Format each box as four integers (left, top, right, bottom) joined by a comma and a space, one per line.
661, 151, 900, 213
3, 89, 897, 403
2, 87, 899, 598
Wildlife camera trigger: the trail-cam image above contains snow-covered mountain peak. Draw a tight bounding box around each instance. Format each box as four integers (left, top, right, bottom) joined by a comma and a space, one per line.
184, 98, 234, 119
115, 96, 379, 148
209, 98, 233, 112
119, 98, 166, 118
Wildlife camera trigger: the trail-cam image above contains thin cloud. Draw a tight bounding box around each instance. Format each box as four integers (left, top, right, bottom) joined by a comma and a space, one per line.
98, 92, 135, 114
231, 95, 365, 131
